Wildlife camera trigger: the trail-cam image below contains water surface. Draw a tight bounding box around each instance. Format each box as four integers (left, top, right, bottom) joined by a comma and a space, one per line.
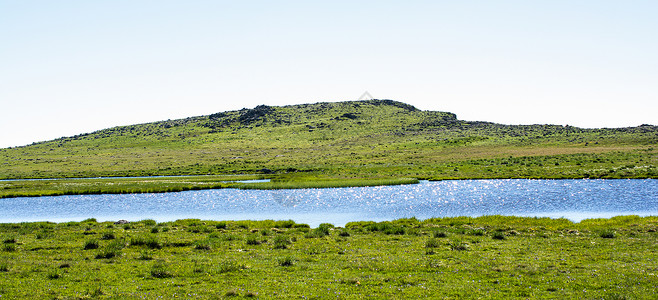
1, 179, 655, 227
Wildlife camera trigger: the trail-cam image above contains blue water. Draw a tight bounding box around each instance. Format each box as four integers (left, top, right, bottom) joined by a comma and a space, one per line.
1, 179, 656, 227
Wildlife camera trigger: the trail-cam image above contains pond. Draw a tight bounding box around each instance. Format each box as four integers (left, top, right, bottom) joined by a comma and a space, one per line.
1, 179, 656, 227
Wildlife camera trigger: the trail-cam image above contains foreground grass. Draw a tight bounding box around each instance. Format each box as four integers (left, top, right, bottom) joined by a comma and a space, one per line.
1, 216, 656, 299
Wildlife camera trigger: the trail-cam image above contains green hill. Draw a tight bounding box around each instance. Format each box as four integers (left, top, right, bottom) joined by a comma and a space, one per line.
0, 99, 656, 193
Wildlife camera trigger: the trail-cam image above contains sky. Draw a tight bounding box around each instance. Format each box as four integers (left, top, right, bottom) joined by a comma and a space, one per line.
1, 1, 657, 148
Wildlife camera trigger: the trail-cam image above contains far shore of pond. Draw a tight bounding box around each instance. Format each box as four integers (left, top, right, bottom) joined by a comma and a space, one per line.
1, 174, 657, 199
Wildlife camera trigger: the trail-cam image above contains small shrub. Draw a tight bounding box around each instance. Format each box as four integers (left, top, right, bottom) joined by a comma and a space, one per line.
150, 227, 159, 234
384, 226, 406, 235
3, 244, 16, 252
58, 262, 70, 269
367, 222, 406, 235
161, 227, 170, 232
245, 291, 257, 298
95, 250, 116, 259
225, 290, 239, 297
2, 236, 16, 244
316, 223, 333, 236
273, 235, 291, 249
0, 262, 8, 272
245, 235, 261, 245
338, 230, 351, 237
83, 239, 99, 250
433, 231, 448, 238
305, 223, 333, 238
144, 237, 161, 249
470, 229, 486, 236
303, 230, 323, 238
492, 232, 506, 240
47, 270, 61, 279
130, 235, 161, 249
274, 220, 295, 228
277, 256, 294, 267
165, 239, 185, 247
100, 231, 116, 240
95, 240, 124, 259
82, 218, 97, 223
215, 222, 227, 229
600, 230, 616, 239
141, 219, 157, 226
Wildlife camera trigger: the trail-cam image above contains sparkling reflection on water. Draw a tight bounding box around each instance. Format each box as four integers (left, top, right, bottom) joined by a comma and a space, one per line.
1, 179, 656, 227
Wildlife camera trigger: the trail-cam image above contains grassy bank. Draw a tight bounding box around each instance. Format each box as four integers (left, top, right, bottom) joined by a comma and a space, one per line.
0, 175, 419, 199
1, 216, 656, 298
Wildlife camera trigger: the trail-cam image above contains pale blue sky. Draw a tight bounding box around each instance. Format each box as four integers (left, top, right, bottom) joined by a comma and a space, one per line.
1, 1, 657, 148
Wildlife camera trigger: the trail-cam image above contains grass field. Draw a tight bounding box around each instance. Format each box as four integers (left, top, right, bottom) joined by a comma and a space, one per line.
0, 100, 656, 197
1, 216, 656, 299
1, 101, 655, 299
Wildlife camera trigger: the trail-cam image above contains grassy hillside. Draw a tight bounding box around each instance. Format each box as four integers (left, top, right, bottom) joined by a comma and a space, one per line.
0, 100, 656, 196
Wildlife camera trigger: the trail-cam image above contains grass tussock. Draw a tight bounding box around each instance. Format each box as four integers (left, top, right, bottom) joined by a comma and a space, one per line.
277, 256, 294, 267
83, 239, 99, 250
217, 260, 245, 274
150, 261, 173, 278
95, 240, 124, 259
492, 231, 506, 240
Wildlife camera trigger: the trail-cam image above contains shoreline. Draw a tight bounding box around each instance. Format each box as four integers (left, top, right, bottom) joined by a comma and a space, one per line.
1, 175, 655, 199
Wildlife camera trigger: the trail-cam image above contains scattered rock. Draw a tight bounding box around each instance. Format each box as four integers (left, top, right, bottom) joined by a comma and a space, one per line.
114, 220, 130, 225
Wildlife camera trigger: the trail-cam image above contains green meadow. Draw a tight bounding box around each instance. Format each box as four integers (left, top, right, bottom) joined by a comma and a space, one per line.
1, 216, 656, 299
0, 100, 656, 298
0, 100, 656, 197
